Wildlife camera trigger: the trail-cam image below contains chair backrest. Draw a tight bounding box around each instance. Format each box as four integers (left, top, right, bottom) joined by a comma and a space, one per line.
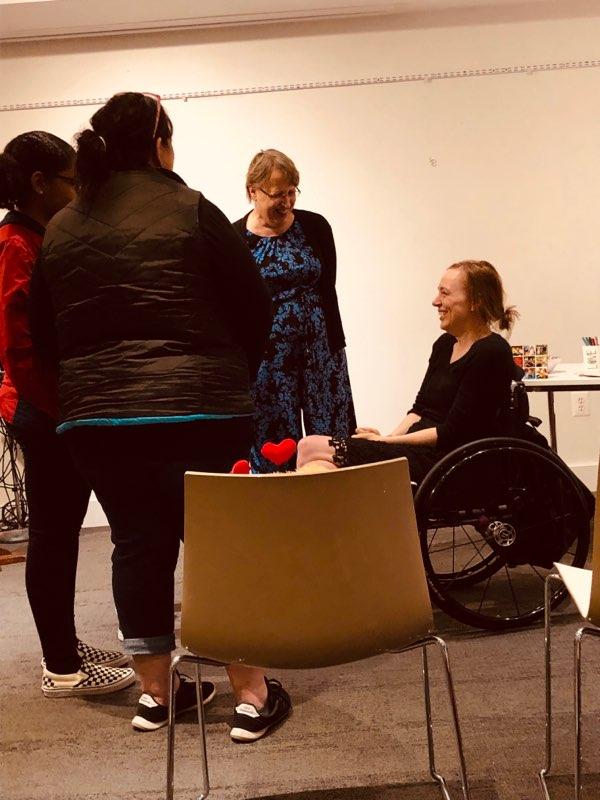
588, 456, 600, 624
181, 458, 433, 669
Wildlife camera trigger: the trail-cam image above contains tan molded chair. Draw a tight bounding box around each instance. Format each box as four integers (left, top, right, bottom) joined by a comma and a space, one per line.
540, 456, 600, 799
167, 458, 470, 800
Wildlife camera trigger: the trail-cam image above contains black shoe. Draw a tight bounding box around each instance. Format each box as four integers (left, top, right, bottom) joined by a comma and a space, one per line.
230, 678, 291, 742
131, 674, 216, 732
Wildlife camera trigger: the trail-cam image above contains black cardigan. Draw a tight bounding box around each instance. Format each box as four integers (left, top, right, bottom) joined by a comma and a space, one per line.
233, 209, 347, 353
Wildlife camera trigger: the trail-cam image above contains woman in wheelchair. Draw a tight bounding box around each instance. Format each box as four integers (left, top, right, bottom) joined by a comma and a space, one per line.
298, 259, 519, 483
298, 260, 594, 631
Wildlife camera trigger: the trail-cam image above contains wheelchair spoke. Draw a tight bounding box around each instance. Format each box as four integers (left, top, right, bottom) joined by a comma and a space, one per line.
476, 575, 493, 614
503, 564, 521, 616
428, 527, 440, 550
429, 540, 475, 554
529, 564, 547, 584
451, 545, 492, 577
426, 524, 495, 582
460, 525, 488, 559
452, 527, 455, 573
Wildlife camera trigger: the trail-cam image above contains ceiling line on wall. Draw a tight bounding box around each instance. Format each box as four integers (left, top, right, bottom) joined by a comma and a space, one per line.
2, 57, 599, 113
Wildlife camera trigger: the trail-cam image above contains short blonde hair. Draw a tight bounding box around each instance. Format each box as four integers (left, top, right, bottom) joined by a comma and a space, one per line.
245, 149, 300, 200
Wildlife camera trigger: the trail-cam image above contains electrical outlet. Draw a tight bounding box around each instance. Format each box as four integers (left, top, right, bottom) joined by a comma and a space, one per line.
571, 391, 590, 417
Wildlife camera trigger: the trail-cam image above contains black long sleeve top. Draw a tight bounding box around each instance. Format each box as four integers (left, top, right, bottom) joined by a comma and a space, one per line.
410, 332, 516, 452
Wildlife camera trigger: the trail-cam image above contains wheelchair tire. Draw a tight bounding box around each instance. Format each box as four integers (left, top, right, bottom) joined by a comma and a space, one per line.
415, 438, 591, 630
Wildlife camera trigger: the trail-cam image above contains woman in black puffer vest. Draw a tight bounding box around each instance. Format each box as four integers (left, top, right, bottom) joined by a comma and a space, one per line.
31, 93, 291, 739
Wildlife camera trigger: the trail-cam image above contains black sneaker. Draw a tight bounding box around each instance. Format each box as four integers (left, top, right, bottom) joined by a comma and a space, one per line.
230, 678, 291, 742
131, 674, 216, 732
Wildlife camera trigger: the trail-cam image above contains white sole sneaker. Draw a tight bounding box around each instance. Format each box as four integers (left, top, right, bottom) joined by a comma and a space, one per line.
131, 678, 216, 732
230, 679, 292, 742
42, 661, 136, 698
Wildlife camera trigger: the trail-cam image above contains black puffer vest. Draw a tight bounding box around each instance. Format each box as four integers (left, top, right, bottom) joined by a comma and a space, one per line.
38, 169, 270, 425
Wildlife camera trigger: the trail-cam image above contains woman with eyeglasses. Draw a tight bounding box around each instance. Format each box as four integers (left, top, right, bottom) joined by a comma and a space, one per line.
234, 149, 355, 472
29, 93, 291, 741
0, 131, 135, 697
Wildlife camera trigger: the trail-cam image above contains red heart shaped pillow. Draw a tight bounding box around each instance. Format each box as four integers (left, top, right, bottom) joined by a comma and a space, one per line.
261, 439, 297, 466
230, 459, 251, 474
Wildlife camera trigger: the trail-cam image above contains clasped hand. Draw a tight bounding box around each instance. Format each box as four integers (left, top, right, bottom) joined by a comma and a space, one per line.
352, 426, 385, 441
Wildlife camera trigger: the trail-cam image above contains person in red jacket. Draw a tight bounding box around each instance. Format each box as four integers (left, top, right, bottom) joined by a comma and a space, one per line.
0, 131, 135, 696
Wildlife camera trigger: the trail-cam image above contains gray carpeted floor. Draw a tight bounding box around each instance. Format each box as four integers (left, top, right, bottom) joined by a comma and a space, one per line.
2, 527, 599, 800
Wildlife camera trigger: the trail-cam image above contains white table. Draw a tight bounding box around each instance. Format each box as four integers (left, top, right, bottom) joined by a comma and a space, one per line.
523, 363, 600, 452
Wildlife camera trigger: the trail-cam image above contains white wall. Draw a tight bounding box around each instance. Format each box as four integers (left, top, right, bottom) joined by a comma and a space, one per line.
1, 10, 599, 524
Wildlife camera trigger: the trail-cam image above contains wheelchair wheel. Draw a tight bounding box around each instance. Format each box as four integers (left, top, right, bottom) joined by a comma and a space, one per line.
415, 438, 591, 630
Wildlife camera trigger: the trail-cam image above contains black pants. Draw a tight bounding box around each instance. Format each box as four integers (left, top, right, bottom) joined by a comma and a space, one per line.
9, 421, 91, 674
64, 418, 252, 656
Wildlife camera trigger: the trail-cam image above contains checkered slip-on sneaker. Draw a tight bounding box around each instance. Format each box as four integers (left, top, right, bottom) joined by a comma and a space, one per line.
131, 674, 216, 732
230, 678, 291, 742
42, 660, 136, 698
76, 640, 129, 667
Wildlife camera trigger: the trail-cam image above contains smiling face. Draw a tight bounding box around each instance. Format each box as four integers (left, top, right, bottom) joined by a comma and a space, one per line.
248, 168, 297, 228
432, 266, 477, 336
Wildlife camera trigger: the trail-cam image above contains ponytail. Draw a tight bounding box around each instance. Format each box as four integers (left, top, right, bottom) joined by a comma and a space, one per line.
76, 92, 173, 198
499, 305, 519, 333
75, 129, 110, 199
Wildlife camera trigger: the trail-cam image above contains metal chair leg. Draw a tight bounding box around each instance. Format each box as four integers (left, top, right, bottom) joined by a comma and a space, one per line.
194, 660, 211, 800
418, 636, 470, 800
422, 645, 450, 799
166, 655, 183, 800
539, 572, 562, 800
166, 654, 211, 800
574, 626, 600, 800
574, 629, 583, 800
422, 646, 438, 781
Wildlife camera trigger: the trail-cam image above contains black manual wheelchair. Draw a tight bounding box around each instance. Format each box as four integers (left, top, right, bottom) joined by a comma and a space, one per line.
413, 382, 594, 631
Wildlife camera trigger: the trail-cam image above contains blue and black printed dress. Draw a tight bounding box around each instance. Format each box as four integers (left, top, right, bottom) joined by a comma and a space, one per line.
243, 218, 355, 472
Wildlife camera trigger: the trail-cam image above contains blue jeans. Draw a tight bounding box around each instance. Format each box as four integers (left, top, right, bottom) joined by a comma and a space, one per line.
64, 418, 252, 655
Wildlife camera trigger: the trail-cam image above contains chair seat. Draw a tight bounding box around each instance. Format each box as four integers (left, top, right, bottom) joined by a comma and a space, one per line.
554, 562, 593, 620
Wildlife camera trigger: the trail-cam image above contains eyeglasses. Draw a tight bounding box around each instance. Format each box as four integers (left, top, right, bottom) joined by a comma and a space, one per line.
51, 174, 79, 188
143, 92, 162, 139
257, 186, 300, 201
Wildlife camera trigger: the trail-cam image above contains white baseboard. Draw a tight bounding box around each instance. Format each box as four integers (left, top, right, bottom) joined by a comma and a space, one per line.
570, 462, 598, 492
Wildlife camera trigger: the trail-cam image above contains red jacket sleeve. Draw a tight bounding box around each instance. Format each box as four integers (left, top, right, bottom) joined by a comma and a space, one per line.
0, 238, 57, 418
